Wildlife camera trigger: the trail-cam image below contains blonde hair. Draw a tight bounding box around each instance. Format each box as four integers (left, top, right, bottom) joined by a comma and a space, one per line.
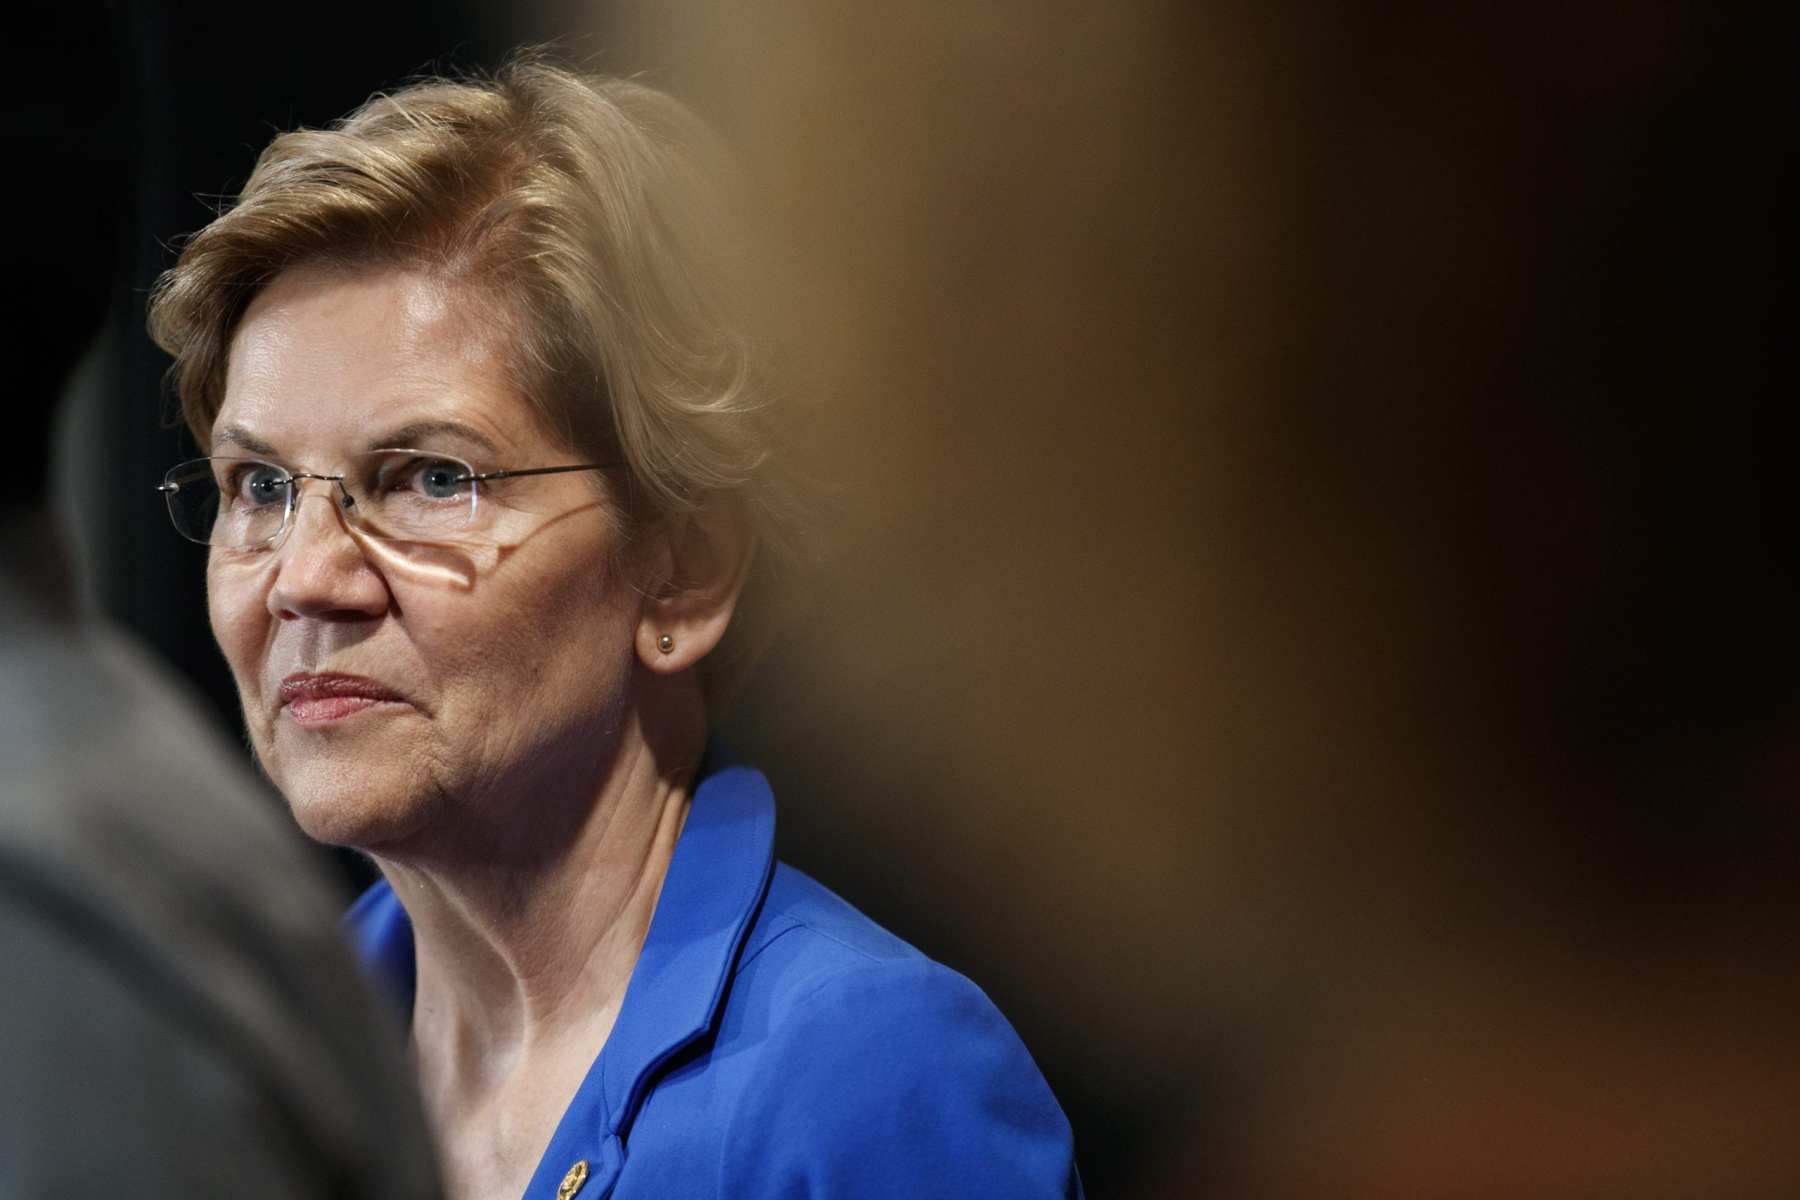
148, 53, 808, 705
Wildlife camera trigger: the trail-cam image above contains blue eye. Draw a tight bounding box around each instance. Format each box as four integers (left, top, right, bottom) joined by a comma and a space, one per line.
403, 458, 470, 500
235, 464, 291, 507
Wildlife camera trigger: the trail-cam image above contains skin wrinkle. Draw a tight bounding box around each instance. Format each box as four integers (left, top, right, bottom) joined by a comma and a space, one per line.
204, 262, 747, 1200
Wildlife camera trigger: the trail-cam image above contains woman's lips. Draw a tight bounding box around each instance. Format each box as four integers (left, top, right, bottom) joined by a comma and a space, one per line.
279, 672, 409, 727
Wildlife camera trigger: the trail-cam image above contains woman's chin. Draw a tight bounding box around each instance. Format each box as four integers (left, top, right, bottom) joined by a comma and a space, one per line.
258, 720, 439, 849
274, 765, 436, 852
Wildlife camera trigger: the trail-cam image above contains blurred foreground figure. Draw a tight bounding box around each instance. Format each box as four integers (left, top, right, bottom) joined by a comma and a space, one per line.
621, 0, 1799, 1194
0, 560, 440, 1198
0, 6, 438, 1196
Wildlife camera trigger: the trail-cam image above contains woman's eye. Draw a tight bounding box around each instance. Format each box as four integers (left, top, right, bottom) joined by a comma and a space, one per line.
237, 466, 290, 506
407, 459, 469, 500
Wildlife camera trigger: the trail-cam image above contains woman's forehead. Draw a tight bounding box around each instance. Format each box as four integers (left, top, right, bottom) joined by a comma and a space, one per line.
215, 265, 534, 459
209, 414, 507, 464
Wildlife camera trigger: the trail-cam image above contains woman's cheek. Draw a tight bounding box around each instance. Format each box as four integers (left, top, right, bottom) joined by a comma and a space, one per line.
206, 561, 267, 697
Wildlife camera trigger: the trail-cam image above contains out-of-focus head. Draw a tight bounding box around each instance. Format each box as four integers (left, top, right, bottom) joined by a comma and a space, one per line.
147, 56, 803, 851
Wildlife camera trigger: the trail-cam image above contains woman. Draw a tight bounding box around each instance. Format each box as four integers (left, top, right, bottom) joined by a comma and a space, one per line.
147, 55, 1080, 1200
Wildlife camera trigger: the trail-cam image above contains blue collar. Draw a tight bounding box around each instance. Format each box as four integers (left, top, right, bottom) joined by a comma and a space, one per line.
346, 744, 778, 1183
583, 749, 777, 1135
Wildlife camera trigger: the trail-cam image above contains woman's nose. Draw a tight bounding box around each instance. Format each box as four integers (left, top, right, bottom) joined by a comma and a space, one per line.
266, 485, 389, 621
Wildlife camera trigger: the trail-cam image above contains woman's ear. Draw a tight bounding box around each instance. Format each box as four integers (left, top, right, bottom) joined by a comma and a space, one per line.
635, 502, 755, 675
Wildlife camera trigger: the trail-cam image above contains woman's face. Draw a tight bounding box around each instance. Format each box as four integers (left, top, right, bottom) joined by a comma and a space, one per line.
207, 264, 644, 853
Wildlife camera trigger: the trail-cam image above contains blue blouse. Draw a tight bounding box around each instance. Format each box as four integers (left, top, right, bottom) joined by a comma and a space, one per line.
346, 752, 1084, 1199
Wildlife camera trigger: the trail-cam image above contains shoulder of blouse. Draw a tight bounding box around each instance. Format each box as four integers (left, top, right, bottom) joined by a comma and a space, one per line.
709, 862, 1084, 1198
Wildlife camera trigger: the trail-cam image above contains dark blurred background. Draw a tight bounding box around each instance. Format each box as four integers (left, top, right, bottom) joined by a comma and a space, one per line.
43, 1, 1799, 1194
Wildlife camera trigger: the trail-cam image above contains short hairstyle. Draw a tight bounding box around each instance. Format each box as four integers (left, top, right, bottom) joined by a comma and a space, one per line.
148, 52, 809, 706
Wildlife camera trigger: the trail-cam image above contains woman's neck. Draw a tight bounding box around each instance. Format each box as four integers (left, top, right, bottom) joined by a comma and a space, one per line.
376, 708, 699, 1088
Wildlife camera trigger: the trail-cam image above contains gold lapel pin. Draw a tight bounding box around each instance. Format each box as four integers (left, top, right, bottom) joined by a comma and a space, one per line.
556, 1160, 589, 1200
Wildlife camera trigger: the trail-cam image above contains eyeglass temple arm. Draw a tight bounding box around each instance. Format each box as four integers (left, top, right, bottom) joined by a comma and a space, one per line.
456, 462, 621, 483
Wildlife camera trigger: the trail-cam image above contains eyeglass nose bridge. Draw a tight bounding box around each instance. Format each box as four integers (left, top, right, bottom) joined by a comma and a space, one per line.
277, 470, 362, 542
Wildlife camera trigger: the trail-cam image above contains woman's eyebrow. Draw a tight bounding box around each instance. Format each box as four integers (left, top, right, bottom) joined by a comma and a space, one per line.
366, 420, 500, 456
212, 424, 279, 456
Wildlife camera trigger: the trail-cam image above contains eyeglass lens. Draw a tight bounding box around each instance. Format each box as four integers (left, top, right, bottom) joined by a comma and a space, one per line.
162, 451, 480, 548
